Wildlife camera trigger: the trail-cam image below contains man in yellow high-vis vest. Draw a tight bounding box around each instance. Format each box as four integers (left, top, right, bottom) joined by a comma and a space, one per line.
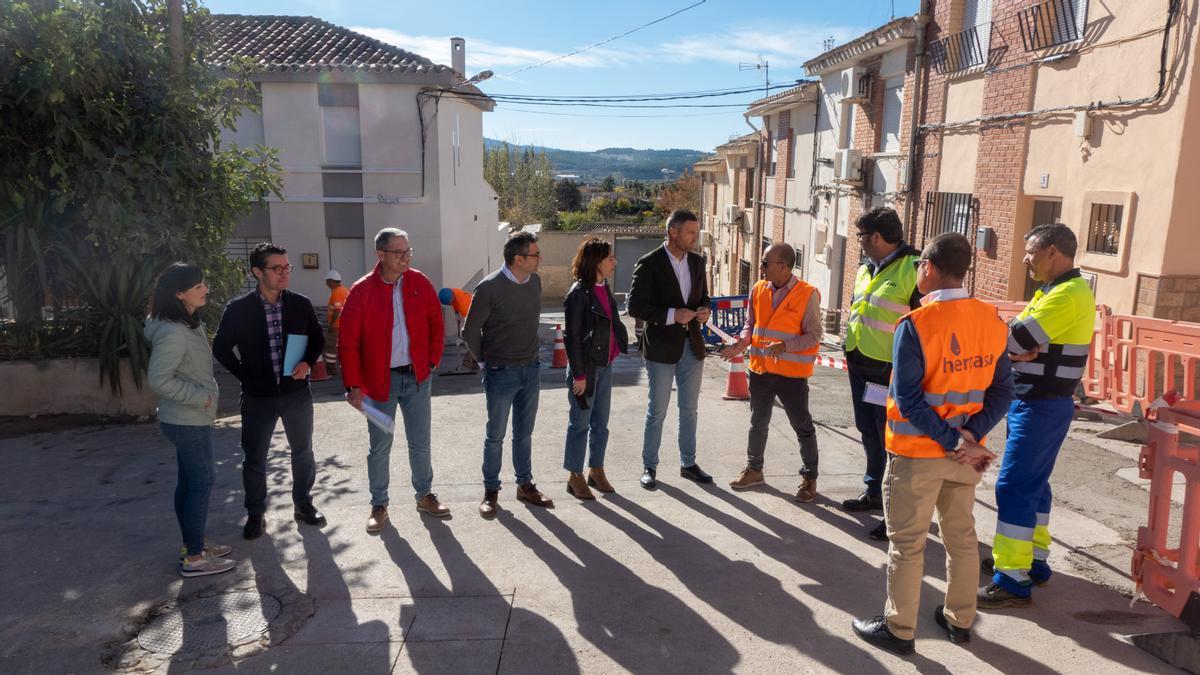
979, 223, 1095, 609
721, 243, 823, 502
841, 208, 922, 543
852, 233, 1013, 655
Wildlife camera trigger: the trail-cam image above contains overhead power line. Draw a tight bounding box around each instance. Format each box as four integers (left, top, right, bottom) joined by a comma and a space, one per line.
495, 0, 707, 79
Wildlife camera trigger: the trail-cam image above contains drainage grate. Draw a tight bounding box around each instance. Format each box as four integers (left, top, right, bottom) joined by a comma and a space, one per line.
137, 592, 281, 655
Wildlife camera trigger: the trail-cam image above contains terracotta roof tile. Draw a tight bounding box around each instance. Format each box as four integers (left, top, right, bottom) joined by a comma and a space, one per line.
205, 14, 451, 74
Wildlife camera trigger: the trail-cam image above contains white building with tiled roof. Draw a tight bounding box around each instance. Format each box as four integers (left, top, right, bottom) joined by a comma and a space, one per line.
208, 14, 504, 305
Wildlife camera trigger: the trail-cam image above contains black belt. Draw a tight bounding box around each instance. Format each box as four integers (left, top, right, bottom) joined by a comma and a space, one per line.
391, 364, 414, 373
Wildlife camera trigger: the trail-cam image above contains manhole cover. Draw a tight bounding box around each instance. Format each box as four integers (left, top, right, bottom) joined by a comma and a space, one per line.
137, 592, 281, 654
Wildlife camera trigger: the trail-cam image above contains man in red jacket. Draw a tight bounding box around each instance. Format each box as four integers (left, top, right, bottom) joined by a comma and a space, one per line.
339, 228, 448, 533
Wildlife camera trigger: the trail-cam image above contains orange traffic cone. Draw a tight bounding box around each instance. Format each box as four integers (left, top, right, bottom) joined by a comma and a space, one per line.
310, 357, 332, 382
722, 355, 750, 401
551, 324, 569, 369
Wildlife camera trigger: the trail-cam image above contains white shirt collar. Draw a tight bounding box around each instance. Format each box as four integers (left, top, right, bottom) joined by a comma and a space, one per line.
501, 265, 530, 285
920, 287, 969, 305
665, 246, 688, 265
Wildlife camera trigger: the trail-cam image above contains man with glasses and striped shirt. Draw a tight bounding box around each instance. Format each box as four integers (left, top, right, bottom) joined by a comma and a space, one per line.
214, 242, 327, 540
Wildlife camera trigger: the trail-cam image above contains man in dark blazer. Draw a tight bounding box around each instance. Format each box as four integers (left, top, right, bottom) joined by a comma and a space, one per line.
627, 209, 712, 489
214, 242, 327, 539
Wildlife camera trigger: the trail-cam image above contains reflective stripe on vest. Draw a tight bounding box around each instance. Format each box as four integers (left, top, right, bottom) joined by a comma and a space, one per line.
844, 256, 918, 362
747, 279, 820, 378
885, 297, 1009, 459
1010, 274, 1095, 398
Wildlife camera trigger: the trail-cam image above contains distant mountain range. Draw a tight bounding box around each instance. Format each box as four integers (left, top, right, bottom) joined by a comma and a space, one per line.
484, 138, 709, 183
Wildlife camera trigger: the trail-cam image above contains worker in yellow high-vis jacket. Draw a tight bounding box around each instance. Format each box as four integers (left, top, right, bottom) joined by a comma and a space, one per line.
979, 223, 1095, 609
840, 207, 923, 543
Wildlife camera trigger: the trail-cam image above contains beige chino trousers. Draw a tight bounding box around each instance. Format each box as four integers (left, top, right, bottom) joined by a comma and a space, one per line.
882, 453, 982, 640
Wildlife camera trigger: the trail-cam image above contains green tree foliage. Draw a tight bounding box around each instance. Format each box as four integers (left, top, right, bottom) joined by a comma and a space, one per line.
586, 197, 615, 220
0, 0, 282, 390
484, 142, 555, 227
600, 175, 616, 192
553, 179, 582, 212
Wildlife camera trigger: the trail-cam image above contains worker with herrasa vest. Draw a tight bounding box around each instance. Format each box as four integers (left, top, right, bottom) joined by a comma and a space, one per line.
720, 243, 823, 502
840, 207, 923, 545
978, 222, 1095, 610
852, 233, 1014, 655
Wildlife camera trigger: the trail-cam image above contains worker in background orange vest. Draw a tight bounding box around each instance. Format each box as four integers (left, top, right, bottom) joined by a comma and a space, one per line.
720, 243, 823, 502
324, 269, 349, 375
852, 233, 1013, 656
440, 287, 478, 371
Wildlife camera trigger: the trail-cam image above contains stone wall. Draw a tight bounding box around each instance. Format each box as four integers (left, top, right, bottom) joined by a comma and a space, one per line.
0, 359, 159, 417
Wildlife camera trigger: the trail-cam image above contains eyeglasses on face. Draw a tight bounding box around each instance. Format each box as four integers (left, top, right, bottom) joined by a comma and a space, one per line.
263, 264, 293, 274
854, 231, 874, 240
913, 258, 930, 270
379, 247, 414, 259
518, 251, 541, 259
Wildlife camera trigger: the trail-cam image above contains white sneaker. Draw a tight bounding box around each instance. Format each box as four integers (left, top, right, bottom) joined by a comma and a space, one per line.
180, 551, 236, 578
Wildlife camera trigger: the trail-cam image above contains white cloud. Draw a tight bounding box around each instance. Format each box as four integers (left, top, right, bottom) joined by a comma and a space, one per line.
659, 23, 868, 68
352, 20, 872, 78
350, 27, 632, 72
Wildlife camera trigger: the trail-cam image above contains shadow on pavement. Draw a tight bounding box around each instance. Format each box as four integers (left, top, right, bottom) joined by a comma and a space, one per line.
380, 518, 581, 673
501, 506, 741, 672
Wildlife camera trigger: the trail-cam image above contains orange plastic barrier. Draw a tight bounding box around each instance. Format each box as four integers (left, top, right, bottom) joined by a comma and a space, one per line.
1132, 401, 1200, 630
1107, 312, 1200, 416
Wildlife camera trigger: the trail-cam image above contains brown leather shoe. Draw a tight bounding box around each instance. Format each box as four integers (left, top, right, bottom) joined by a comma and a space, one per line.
586, 467, 616, 493
417, 493, 451, 518
479, 490, 499, 518
567, 472, 596, 500
729, 467, 765, 491
516, 482, 554, 508
795, 476, 817, 503
366, 505, 388, 533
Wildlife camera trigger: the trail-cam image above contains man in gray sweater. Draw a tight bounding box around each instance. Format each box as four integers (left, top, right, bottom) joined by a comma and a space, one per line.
462, 231, 554, 517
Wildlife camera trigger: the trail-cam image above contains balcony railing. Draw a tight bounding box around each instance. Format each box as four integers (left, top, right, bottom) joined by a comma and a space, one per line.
1018, 0, 1084, 51
928, 24, 987, 74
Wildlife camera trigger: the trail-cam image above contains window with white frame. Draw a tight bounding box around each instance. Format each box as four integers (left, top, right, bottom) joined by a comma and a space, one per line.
880, 77, 904, 153
962, 0, 993, 68
319, 84, 361, 168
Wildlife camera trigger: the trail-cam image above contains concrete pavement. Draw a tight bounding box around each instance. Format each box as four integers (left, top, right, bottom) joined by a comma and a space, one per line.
0, 312, 1186, 673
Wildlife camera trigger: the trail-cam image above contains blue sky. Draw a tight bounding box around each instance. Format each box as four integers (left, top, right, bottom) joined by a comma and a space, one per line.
204, 0, 920, 152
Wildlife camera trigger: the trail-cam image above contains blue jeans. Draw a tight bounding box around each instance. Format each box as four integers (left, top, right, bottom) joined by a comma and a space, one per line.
363, 370, 434, 505
849, 366, 889, 498
563, 365, 613, 473
642, 347, 704, 469
161, 422, 215, 557
482, 361, 541, 491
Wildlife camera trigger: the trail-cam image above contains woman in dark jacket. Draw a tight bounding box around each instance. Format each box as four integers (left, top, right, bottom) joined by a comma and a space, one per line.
562, 237, 630, 500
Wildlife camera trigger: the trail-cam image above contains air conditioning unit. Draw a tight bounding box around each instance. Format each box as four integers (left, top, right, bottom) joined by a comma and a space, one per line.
840, 65, 866, 103
724, 204, 743, 223
834, 149, 863, 183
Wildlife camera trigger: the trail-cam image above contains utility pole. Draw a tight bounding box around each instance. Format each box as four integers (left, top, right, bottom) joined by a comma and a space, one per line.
168, 0, 184, 77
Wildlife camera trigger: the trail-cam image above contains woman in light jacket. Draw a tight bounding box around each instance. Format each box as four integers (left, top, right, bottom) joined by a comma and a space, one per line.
145, 263, 234, 577
562, 238, 629, 500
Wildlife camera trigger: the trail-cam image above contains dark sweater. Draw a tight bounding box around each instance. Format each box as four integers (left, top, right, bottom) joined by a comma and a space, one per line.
213, 289, 325, 398
462, 269, 542, 366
